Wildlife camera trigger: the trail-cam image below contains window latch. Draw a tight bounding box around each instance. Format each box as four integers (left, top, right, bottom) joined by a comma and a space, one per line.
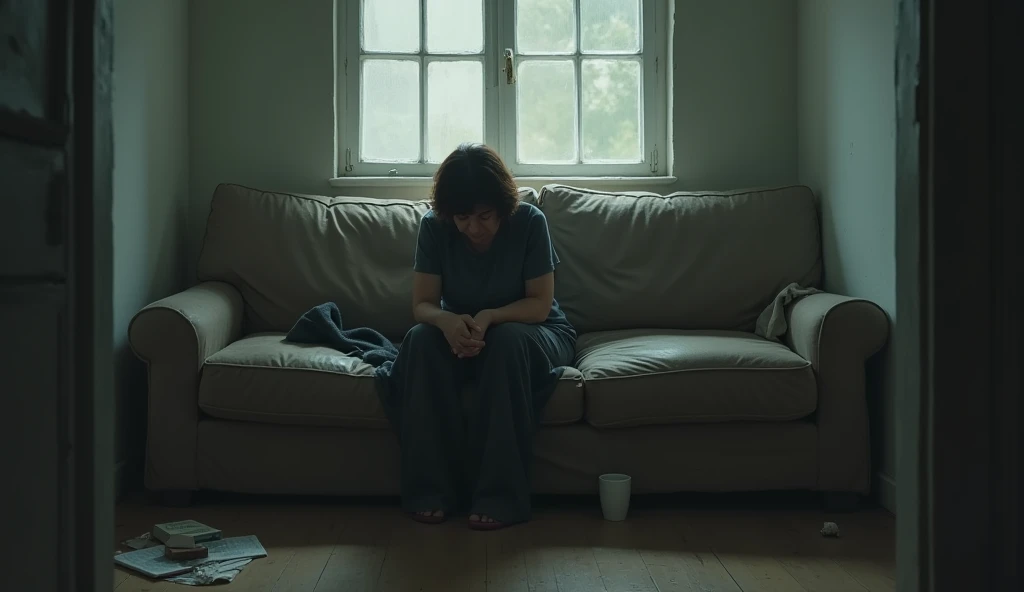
503, 49, 516, 85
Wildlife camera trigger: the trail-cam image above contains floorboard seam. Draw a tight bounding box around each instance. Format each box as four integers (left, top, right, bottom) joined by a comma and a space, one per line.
712, 550, 749, 592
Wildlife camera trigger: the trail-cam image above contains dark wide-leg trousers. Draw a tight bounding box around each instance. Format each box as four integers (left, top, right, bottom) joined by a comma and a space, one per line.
380, 321, 575, 523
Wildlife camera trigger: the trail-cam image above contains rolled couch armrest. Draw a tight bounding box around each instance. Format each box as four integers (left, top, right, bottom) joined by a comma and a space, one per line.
128, 281, 243, 491
783, 293, 889, 493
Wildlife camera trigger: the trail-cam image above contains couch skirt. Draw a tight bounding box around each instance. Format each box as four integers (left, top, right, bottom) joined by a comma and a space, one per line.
193, 419, 818, 495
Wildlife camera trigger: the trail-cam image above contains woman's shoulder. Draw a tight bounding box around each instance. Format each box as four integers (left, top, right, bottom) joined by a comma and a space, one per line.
512, 202, 546, 224
417, 209, 449, 245
516, 201, 541, 215
420, 209, 443, 230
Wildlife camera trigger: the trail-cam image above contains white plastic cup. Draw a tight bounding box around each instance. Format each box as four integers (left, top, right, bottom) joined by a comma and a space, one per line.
599, 473, 632, 521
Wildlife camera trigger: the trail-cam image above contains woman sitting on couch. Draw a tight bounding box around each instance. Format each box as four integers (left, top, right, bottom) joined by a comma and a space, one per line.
379, 143, 577, 531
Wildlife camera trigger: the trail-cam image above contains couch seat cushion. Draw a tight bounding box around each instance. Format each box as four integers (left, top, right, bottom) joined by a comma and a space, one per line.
199, 334, 584, 428
575, 329, 816, 428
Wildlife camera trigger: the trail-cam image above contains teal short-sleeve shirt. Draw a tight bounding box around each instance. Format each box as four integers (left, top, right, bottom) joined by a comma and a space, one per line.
413, 203, 574, 333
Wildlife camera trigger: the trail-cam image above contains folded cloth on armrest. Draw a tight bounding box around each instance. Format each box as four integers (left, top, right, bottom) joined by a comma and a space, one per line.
285, 302, 398, 371
755, 282, 822, 341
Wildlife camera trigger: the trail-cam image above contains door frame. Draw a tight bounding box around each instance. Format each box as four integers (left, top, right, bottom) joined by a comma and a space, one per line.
895, 0, 1022, 589
70, 0, 115, 589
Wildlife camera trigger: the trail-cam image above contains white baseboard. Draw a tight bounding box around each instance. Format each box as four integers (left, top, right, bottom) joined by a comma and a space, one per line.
876, 471, 897, 514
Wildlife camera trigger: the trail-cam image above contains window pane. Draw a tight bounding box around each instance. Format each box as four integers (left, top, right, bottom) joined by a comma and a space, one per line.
517, 60, 577, 163
582, 59, 641, 162
580, 0, 640, 53
516, 0, 576, 54
427, 61, 484, 162
361, 59, 420, 162
426, 0, 483, 53
362, 0, 419, 52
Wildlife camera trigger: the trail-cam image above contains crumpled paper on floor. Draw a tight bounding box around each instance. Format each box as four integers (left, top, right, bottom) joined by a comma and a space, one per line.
168, 558, 254, 585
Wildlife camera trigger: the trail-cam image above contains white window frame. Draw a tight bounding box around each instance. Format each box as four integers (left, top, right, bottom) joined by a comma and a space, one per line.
335, 0, 668, 181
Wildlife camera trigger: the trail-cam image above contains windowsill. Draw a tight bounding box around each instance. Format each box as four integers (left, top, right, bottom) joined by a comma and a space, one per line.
328, 175, 678, 190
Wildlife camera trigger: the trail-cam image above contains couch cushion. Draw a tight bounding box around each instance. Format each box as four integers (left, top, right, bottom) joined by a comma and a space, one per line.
536, 184, 821, 333
199, 334, 584, 428
196, 184, 538, 340
574, 329, 816, 428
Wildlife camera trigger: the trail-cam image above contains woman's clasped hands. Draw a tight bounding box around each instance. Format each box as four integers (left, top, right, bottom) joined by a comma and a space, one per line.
439, 310, 494, 358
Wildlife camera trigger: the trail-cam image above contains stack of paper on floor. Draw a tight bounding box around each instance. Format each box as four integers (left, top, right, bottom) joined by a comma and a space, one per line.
114, 535, 267, 580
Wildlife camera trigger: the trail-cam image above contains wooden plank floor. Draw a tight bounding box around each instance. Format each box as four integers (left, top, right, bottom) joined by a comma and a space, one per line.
113, 498, 895, 591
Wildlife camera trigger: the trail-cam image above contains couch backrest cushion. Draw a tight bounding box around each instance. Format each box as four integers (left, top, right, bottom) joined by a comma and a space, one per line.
197, 183, 538, 340
537, 184, 821, 333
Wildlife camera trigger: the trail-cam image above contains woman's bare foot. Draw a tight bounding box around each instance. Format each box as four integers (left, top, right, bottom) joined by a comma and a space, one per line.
469, 514, 497, 525
419, 510, 444, 519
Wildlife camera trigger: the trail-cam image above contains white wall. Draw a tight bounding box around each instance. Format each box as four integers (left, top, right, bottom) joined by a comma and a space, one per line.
797, 0, 897, 511
188, 0, 336, 270
188, 0, 799, 270
673, 0, 797, 191
113, 0, 190, 493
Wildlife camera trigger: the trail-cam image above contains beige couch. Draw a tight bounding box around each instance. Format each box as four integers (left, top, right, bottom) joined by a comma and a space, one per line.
129, 183, 888, 501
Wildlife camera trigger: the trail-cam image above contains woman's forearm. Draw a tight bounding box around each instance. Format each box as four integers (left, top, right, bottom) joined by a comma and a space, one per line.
487, 297, 550, 325
414, 302, 453, 327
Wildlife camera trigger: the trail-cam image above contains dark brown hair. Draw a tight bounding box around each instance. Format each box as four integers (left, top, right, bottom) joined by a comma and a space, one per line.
430, 143, 520, 220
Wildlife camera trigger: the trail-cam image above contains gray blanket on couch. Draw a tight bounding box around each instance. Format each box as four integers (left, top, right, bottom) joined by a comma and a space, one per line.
285, 302, 397, 375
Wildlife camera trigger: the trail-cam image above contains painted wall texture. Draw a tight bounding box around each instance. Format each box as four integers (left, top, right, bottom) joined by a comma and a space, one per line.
112, 0, 191, 492
797, 0, 898, 511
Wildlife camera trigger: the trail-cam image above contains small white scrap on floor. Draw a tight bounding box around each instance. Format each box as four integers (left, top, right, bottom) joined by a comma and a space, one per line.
821, 521, 840, 537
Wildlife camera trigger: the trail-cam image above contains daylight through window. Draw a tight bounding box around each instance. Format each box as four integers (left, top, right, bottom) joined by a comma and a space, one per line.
339, 0, 666, 177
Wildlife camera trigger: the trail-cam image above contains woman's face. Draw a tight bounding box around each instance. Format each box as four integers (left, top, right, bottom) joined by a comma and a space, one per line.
454, 205, 500, 248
